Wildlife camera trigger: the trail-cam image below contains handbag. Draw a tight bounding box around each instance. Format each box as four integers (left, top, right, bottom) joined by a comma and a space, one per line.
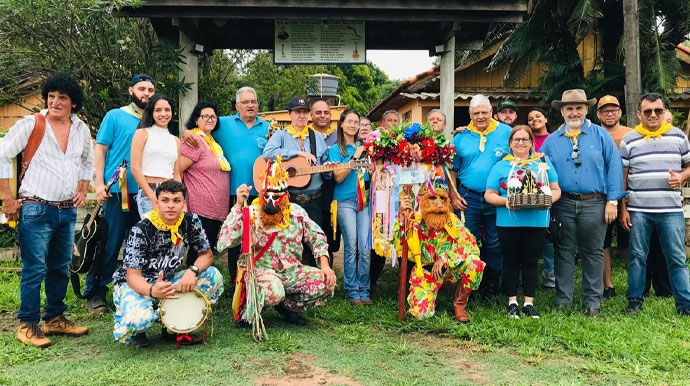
69, 160, 126, 299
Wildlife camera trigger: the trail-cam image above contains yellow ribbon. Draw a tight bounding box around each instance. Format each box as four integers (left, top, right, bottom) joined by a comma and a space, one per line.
147, 209, 184, 246
307, 123, 335, 138
285, 125, 309, 140
635, 121, 672, 141
127, 103, 142, 119
118, 166, 129, 212
191, 129, 231, 171
251, 197, 291, 230
564, 130, 582, 146
467, 118, 499, 152
330, 200, 337, 239
503, 153, 540, 168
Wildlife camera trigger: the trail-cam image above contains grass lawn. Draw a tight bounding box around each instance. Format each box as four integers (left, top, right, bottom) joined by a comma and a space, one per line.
1, 258, 690, 385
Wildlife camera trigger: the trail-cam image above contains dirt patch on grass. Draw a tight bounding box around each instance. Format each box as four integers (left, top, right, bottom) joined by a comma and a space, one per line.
0, 310, 17, 332
256, 353, 361, 386
452, 357, 490, 385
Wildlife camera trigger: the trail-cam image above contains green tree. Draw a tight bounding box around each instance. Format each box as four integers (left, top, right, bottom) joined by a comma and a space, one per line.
0, 0, 189, 135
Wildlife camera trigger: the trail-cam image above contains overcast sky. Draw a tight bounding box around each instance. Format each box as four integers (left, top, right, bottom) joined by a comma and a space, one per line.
366, 50, 437, 81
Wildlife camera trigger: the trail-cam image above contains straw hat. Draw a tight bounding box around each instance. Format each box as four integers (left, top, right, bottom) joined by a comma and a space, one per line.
551, 89, 597, 109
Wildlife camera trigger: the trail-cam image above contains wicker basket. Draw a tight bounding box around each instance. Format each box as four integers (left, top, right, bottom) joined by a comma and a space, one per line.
508, 193, 552, 209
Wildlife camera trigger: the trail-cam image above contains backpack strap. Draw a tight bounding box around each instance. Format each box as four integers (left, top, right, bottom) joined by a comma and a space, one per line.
18, 113, 47, 185
308, 128, 318, 159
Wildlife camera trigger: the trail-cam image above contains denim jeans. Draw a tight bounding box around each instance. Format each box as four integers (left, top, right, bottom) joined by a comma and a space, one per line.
552, 197, 607, 309
17, 202, 77, 324
337, 197, 371, 301
456, 186, 503, 271
627, 211, 690, 311
84, 193, 139, 298
136, 186, 158, 217
542, 242, 555, 277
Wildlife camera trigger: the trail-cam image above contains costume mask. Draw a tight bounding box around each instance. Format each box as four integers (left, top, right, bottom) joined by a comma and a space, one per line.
262, 191, 287, 214
420, 168, 451, 230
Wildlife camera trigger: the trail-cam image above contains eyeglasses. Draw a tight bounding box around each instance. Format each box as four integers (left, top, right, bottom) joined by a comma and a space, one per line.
239, 100, 258, 105
511, 137, 532, 144
598, 108, 620, 115
361, 123, 372, 127
571, 144, 582, 167
199, 114, 218, 121
641, 108, 664, 117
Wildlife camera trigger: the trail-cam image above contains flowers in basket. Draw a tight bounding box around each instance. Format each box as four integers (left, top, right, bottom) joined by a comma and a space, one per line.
364, 122, 455, 166
501, 157, 552, 209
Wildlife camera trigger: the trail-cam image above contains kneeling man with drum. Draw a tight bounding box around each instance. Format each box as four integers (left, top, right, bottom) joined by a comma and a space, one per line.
112, 180, 224, 347
217, 156, 337, 326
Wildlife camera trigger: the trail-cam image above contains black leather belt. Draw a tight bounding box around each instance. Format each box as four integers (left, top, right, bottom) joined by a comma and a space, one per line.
563, 192, 604, 200
291, 191, 322, 204
22, 196, 74, 209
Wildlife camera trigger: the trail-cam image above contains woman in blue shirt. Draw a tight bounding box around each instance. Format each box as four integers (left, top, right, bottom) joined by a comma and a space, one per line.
329, 109, 371, 305
485, 125, 561, 319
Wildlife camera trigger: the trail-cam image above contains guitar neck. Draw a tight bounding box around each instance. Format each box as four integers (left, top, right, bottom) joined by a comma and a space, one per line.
294, 162, 353, 176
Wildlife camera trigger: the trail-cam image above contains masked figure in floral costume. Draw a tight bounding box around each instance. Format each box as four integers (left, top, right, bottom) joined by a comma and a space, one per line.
395, 168, 484, 322
217, 156, 337, 325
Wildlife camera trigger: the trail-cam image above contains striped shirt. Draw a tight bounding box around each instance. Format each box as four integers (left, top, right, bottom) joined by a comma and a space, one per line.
0, 110, 94, 201
620, 127, 690, 213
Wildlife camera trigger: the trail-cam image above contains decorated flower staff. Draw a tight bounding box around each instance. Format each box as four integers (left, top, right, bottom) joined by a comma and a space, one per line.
394, 168, 484, 322
217, 155, 337, 327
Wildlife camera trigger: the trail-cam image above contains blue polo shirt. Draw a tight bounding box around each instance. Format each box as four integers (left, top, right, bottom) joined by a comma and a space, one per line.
95, 107, 141, 193
451, 122, 511, 192
215, 114, 269, 196
486, 157, 559, 227
540, 120, 624, 200
328, 143, 370, 200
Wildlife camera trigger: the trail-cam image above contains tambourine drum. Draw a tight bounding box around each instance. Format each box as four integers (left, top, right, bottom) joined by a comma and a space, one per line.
159, 289, 210, 334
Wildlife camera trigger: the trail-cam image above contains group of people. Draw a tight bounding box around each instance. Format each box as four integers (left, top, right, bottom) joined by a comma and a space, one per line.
2, 71, 689, 350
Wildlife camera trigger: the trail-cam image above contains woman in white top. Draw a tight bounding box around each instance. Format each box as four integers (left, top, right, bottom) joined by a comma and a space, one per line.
130, 94, 181, 217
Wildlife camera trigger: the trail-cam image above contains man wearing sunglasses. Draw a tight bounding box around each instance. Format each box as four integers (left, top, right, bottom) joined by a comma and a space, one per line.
540, 89, 625, 317
618, 93, 690, 316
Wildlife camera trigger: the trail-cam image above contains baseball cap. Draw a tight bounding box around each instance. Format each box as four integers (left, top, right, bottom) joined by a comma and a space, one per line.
287, 96, 310, 112
597, 95, 620, 109
496, 100, 518, 112
130, 74, 156, 87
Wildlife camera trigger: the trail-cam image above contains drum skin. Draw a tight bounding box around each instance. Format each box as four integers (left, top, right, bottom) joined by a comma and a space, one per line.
159, 289, 210, 334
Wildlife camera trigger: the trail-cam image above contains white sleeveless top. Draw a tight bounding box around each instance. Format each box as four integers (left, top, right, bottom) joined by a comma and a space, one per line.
141, 126, 177, 179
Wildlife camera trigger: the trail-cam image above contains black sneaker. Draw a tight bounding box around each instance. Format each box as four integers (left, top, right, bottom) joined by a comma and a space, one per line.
522, 304, 540, 319
275, 305, 307, 326
603, 287, 616, 300
129, 332, 151, 348
507, 303, 520, 319
623, 299, 643, 315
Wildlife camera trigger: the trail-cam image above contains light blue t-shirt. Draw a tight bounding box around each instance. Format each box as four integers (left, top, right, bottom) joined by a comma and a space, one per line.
328, 143, 370, 200
486, 157, 559, 227
215, 114, 269, 196
95, 107, 141, 193
452, 122, 511, 192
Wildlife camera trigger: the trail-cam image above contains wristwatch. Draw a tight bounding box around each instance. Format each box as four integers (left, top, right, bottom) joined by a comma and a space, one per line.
607, 200, 618, 206
189, 265, 200, 277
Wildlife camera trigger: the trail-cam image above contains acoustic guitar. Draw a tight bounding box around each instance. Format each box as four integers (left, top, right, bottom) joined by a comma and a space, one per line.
253, 156, 370, 190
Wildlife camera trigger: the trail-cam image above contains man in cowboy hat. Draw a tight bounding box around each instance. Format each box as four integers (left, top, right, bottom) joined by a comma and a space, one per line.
539, 89, 625, 317
217, 156, 337, 326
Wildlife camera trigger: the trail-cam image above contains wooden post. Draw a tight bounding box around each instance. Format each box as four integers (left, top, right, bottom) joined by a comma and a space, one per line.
178, 29, 198, 136
440, 35, 455, 137
397, 232, 408, 322
623, 0, 641, 126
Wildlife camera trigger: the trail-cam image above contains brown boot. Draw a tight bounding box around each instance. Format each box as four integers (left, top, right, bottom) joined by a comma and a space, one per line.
43, 315, 88, 337
16, 322, 52, 348
453, 286, 471, 324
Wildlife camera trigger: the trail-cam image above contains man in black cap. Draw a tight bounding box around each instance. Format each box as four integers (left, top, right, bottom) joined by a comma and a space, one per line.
263, 96, 332, 266
87, 74, 156, 313
494, 100, 518, 127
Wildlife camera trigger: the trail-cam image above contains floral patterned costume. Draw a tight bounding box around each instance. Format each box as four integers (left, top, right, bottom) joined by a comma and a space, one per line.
217, 202, 334, 321
394, 212, 484, 319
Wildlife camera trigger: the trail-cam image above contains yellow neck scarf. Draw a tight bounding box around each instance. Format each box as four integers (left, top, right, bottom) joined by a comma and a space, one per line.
307, 123, 335, 138
251, 197, 292, 230
147, 209, 184, 246
285, 125, 309, 140
191, 129, 231, 171
635, 122, 672, 141
467, 118, 499, 152
127, 103, 142, 119
564, 130, 582, 146
503, 152, 540, 168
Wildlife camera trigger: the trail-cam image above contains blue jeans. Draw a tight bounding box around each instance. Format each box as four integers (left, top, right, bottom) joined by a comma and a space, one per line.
542, 242, 555, 277
627, 211, 690, 311
136, 186, 158, 217
337, 197, 371, 301
84, 193, 139, 297
17, 202, 77, 324
456, 186, 503, 271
